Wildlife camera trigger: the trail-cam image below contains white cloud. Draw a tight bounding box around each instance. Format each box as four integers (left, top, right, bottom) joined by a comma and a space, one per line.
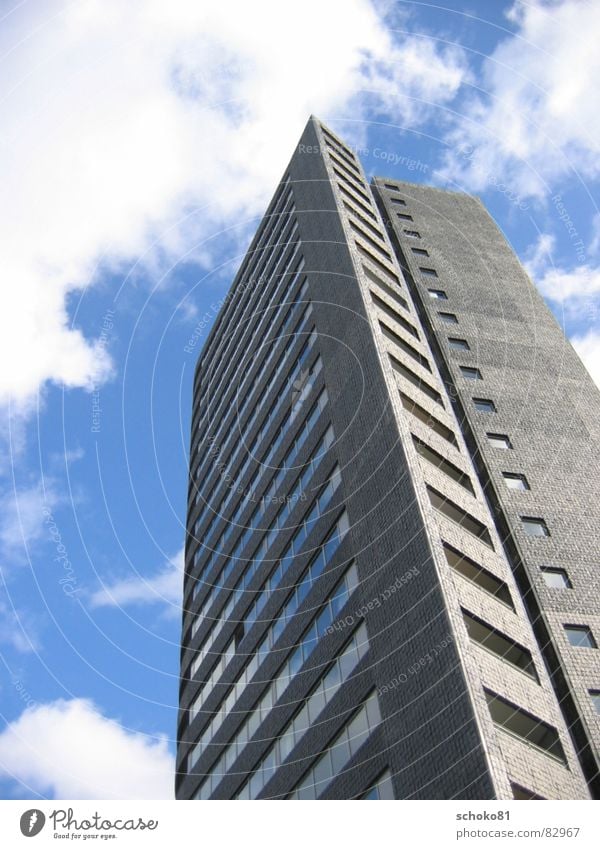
1, 0, 466, 416
525, 234, 600, 304
571, 329, 600, 388
439, 0, 600, 196
89, 546, 183, 616
0, 482, 60, 564
0, 698, 173, 799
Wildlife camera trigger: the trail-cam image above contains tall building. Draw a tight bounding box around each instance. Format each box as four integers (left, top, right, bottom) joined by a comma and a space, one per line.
177, 117, 600, 800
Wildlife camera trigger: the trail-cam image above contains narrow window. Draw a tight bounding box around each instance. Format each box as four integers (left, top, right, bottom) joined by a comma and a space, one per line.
541, 567, 572, 589
399, 393, 458, 447
443, 543, 514, 609
420, 267, 438, 277
428, 289, 448, 300
427, 487, 493, 548
487, 433, 512, 449
390, 197, 407, 206
484, 690, 567, 765
521, 517, 549, 537
511, 783, 546, 800
564, 625, 597, 648
439, 312, 458, 324
403, 229, 421, 239
397, 213, 413, 221
460, 366, 482, 380
462, 609, 538, 680
411, 247, 429, 257
589, 691, 600, 714
503, 473, 530, 491
448, 338, 470, 351
412, 435, 474, 494
473, 398, 496, 413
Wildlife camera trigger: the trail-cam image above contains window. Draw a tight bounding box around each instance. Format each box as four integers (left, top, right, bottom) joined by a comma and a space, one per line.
360, 769, 394, 800
473, 398, 496, 413
460, 366, 482, 380
403, 229, 421, 239
372, 294, 419, 339
443, 543, 514, 609
390, 197, 407, 206
389, 355, 443, 406
484, 690, 567, 765
379, 321, 431, 371
564, 625, 597, 648
511, 783, 546, 800
439, 312, 458, 324
487, 432, 512, 450
541, 567, 571, 589
397, 212, 413, 221
413, 435, 474, 494
365, 269, 409, 312
427, 486, 494, 548
521, 517, 549, 537
399, 393, 459, 447
503, 472, 530, 491
411, 247, 429, 257
448, 338, 470, 351
462, 610, 538, 680
420, 267, 438, 277
428, 289, 448, 300
384, 183, 399, 191
589, 691, 600, 714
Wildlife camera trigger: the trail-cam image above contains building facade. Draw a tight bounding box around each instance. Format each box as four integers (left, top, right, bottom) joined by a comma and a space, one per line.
176, 117, 600, 800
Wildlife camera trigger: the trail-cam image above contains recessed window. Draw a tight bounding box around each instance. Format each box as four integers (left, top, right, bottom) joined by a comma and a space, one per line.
411, 247, 429, 257
428, 289, 448, 300
484, 690, 567, 765
390, 197, 407, 206
503, 472, 530, 491
564, 625, 597, 649
420, 267, 438, 277
412, 435, 474, 494
511, 783, 546, 800
443, 543, 514, 609
521, 516, 549, 537
473, 398, 496, 413
462, 610, 538, 680
399, 393, 458, 447
589, 691, 600, 714
439, 312, 458, 324
403, 229, 421, 239
384, 183, 399, 191
487, 433, 512, 450
397, 212, 413, 221
427, 486, 494, 548
448, 337, 470, 351
541, 567, 572, 589
460, 366, 482, 380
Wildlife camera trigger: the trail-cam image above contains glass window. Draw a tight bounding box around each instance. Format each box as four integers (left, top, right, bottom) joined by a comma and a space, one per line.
403, 229, 421, 239
511, 783, 546, 800
439, 311, 458, 324
564, 625, 597, 648
589, 691, 600, 714
420, 266, 438, 277
428, 289, 448, 300
411, 247, 429, 257
462, 609, 538, 680
521, 516, 549, 537
487, 432, 512, 449
448, 337, 470, 351
485, 690, 567, 765
397, 212, 413, 221
460, 366, 482, 380
443, 543, 514, 609
473, 397, 496, 413
503, 472, 530, 491
541, 568, 571, 589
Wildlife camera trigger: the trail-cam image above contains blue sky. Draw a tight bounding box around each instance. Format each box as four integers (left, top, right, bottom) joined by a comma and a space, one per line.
0, 0, 598, 799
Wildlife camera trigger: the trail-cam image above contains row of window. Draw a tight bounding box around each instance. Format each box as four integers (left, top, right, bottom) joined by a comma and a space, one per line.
191, 557, 360, 797
397, 203, 600, 758
235, 620, 369, 799
189, 518, 352, 768
195, 189, 296, 422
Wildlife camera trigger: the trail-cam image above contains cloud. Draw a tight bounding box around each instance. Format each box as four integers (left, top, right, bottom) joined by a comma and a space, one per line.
525, 234, 600, 304
0, 698, 173, 799
0, 482, 61, 565
89, 547, 183, 616
439, 0, 600, 197
0, 0, 466, 416
571, 329, 600, 389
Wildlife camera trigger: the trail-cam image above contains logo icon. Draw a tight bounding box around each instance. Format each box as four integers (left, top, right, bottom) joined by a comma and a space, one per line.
19, 810, 45, 837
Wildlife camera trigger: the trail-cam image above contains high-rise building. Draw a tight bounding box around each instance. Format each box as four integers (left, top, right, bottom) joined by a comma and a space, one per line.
177, 117, 600, 800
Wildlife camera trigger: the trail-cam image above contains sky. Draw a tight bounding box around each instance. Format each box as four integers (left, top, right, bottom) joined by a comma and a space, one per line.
0, 0, 599, 800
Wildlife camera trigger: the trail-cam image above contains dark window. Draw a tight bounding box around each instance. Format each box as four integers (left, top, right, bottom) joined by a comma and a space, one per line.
503, 472, 530, 491
412, 435, 474, 494
439, 312, 458, 324
399, 393, 458, 447
521, 517, 549, 537
460, 366, 482, 380
448, 338, 470, 351
589, 691, 600, 714
487, 433, 512, 449
564, 625, 597, 648
428, 289, 448, 300
350, 222, 392, 261
443, 543, 514, 609
390, 197, 407, 206
462, 609, 538, 680
379, 321, 431, 372
541, 567, 571, 589
371, 294, 419, 339
484, 690, 567, 765
427, 486, 494, 548
420, 267, 438, 277
356, 244, 396, 279
511, 783, 546, 800
397, 212, 413, 221
389, 356, 443, 406
473, 398, 496, 413
411, 247, 429, 257
403, 229, 421, 239
363, 267, 409, 312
